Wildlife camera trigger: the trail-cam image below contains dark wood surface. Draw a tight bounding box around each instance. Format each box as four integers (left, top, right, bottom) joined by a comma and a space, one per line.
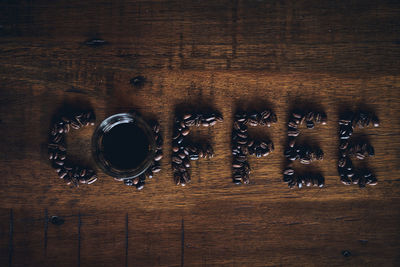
1, 0, 400, 266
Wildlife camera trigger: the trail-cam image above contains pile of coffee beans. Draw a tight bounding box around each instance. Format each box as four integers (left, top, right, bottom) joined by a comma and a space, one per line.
48, 111, 97, 187
172, 112, 223, 186
283, 110, 327, 189
121, 120, 163, 190
232, 110, 277, 184
338, 111, 379, 187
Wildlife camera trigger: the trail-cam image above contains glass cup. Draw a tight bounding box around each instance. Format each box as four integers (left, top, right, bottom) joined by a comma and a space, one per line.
92, 112, 156, 180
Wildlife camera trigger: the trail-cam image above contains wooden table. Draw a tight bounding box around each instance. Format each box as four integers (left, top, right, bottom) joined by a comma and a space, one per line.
1, 0, 400, 266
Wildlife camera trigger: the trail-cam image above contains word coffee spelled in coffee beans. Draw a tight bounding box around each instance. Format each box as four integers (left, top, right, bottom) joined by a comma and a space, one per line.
338, 111, 379, 187
172, 111, 223, 186
232, 109, 277, 184
283, 110, 327, 189
48, 111, 97, 187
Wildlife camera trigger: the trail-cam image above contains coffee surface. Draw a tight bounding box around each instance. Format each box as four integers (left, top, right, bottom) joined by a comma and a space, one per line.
102, 122, 149, 170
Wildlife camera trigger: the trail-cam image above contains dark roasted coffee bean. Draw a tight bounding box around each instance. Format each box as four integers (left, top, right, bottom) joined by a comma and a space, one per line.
236, 138, 248, 145
288, 137, 296, 148
358, 176, 366, 188
341, 176, 351, 185
320, 112, 327, 125
136, 181, 145, 190
233, 176, 242, 184
367, 145, 375, 156
268, 142, 274, 152
181, 128, 190, 136
215, 114, 223, 122
49, 151, 55, 160
85, 174, 97, 184
283, 168, 294, 176
70, 120, 80, 129
182, 172, 190, 184
261, 149, 270, 157
53, 133, 64, 143
124, 179, 133, 186
371, 115, 379, 127
154, 151, 163, 161
184, 119, 195, 127
54, 160, 64, 166
306, 112, 314, 122
183, 158, 190, 168
247, 118, 258, 127
300, 158, 311, 164
292, 111, 303, 119
305, 177, 312, 187
356, 152, 365, 160
288, 179, 297, 189
189, 154, 199, 161
339, 140, 349, 150
174, 173, 181, 185
178, 152, 187, 159
201, 121, 210, 127
317, 176, 324, 187
183, 113, 193, 120
288, 119, 298, 129
366, 174, 377, 186
351, 174, 359, 184
236, 131, 248, 139
63, 123, 70, 133
204, 114, 216, 122
283, 175, 293, 183
208, 120, 216, 126
288, 128, 300, 137
59, 171, 67, 179
175, 136, 184, 144
260, 110, 271, 120
152, 164, 161, 173
180, 177, 187, 186
232, 162, 243, 168
314, 112, 322, 124
145, 168, 154, 179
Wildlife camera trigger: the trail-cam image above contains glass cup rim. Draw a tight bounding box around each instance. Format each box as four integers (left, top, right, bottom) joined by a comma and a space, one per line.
91, 112, 156, 180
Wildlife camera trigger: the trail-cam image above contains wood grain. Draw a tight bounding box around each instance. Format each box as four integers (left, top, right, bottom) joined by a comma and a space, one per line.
1, 0, 400, 266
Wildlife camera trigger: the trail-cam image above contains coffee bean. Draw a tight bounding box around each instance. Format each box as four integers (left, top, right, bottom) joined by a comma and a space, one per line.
320, 112, 327, 125
152, 164, 162, 173
288, 128, 300, 137
371, 115, 379, 127
292, 111, 303, 119
136, 181, 145, 190
305, 112, 314, 122
154, 151, 163, 161
181, 128, 190, 136
288, 119, 298, 129
283, 168, 295, 176
124, 179, 133, 186
59, 171, 67, 179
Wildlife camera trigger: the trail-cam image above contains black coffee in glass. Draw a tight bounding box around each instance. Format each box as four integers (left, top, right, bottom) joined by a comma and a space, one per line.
102, 122, 149, 170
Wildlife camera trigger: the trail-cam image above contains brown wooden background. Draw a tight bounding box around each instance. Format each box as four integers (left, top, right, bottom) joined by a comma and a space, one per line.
1, 0, 400, 266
